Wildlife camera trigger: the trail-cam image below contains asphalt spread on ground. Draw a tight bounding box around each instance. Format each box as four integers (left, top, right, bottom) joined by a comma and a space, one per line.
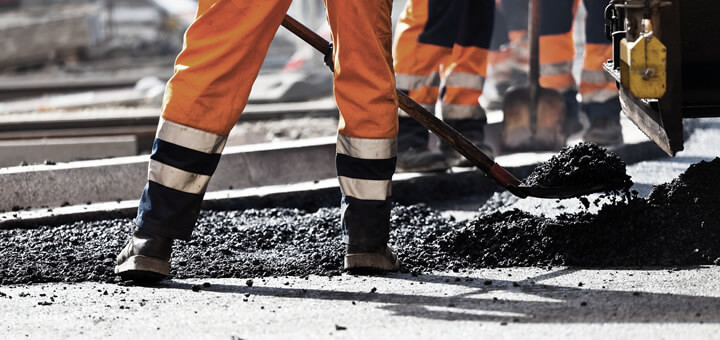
2, 155, 719, 285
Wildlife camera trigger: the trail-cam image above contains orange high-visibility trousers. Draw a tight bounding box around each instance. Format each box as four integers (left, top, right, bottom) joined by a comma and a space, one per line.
137, 0, 398, 247
488, 0, 529, 88
393, 0, 494, 149
539, 0, 618, 110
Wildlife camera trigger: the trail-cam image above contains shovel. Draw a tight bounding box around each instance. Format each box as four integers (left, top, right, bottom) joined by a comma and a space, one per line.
280, 15, 608, 199
501, 0, 567, 152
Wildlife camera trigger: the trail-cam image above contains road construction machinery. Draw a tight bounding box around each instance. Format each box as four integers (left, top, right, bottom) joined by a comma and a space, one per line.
604, 0, 720, 156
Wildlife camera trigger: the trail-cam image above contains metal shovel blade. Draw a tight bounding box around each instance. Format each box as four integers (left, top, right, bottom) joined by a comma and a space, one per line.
510, 182, 623, 199
501, 85, 567, 151
500, 0, 568, 153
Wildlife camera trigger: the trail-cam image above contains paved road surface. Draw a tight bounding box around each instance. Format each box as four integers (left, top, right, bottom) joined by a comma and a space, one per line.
1, 268, 718, 339
2, 120, 720, 338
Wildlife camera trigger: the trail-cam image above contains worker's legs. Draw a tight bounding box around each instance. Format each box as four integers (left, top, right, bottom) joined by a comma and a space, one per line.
325, 0, 399, 257
392, 0, 451, 172
580, 0, 622, 145
137, 0, 293, 240
486, 0, 528, 109
502, 0, 530, 76
116, 0, 294, 279
539, 0, 581, 133
487, 4, 514, 107
440, 0, 495, 164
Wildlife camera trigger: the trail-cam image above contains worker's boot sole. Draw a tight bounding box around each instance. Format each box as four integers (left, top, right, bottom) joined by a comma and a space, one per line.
115, 255, 170, 281
344, 252, 399, 273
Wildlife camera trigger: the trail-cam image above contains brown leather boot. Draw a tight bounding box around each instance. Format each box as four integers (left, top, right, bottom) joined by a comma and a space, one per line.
396, 147, 449, 173
344, 244, 400, 273
115, 229, 173, 282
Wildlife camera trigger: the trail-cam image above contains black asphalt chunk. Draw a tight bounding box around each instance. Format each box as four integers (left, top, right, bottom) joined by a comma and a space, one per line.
523, 142, 632, 192
1, 159, 720, 285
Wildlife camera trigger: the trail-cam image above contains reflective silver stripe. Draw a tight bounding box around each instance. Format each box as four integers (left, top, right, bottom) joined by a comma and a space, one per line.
148, 159, 210, 194
338, 176, 391, 201
156, 118, 227, 154
395, 72, 441, 90
336, 135, 397, 159
540, 61, 573, 76
399, 103, 434, 117
581, 69, 614, 84
441, 103, 487, 120
582, 90, 618, 104
444, 72, 486, 91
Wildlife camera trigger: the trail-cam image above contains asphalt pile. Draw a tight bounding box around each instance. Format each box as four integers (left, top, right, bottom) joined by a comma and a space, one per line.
1, 159, 719, 285
440, 158, 720, 269
523, 142, 633, 191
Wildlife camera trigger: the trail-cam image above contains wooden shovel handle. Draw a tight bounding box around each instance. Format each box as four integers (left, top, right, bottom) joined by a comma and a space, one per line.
396, 93, 495, 171
280, 15, 522, 188
529, 0, 541, 87
528, 0, 542, 135
281, 15, 332, 57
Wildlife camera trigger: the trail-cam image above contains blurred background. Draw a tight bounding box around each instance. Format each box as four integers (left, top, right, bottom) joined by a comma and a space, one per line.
0, 0, 347, 167
0, 0, 587, 167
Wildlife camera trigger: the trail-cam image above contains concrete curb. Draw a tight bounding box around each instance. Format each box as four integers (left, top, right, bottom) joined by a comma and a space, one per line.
0, 137, 337, 212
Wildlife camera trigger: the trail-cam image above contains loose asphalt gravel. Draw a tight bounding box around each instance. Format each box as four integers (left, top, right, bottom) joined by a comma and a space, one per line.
1, 154, 719, 284
523, 142, 632, 191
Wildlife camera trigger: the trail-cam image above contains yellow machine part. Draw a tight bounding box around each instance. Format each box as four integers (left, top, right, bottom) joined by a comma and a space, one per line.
619, 33, 667, 99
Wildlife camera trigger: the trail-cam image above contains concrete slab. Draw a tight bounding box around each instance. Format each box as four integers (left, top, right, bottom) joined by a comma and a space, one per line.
0, 135, 137, 167
0, 137, 337, 212
1, 267, 718, 339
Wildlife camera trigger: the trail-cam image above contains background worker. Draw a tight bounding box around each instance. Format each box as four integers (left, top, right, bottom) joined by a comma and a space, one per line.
484, 0, 529, 110
393, 0, 495, 172
540, 0, 622, 144
115, 0, 400, 281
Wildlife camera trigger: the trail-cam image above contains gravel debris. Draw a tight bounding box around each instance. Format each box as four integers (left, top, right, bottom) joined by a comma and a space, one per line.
523, 142, 633, 192
1, 158, 719, 284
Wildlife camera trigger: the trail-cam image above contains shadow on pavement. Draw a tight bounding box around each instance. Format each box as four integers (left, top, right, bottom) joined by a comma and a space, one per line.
159, 267, 720, 324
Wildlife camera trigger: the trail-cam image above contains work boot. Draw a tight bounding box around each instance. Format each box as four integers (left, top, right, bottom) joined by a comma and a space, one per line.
583, 116, 623, 146
344, 244, 400, 272
396, 147, 449, 173
485, 70, 528, 111
484, 82, 510, 111
441, 118, 491, 167
115, 228, 173, 282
